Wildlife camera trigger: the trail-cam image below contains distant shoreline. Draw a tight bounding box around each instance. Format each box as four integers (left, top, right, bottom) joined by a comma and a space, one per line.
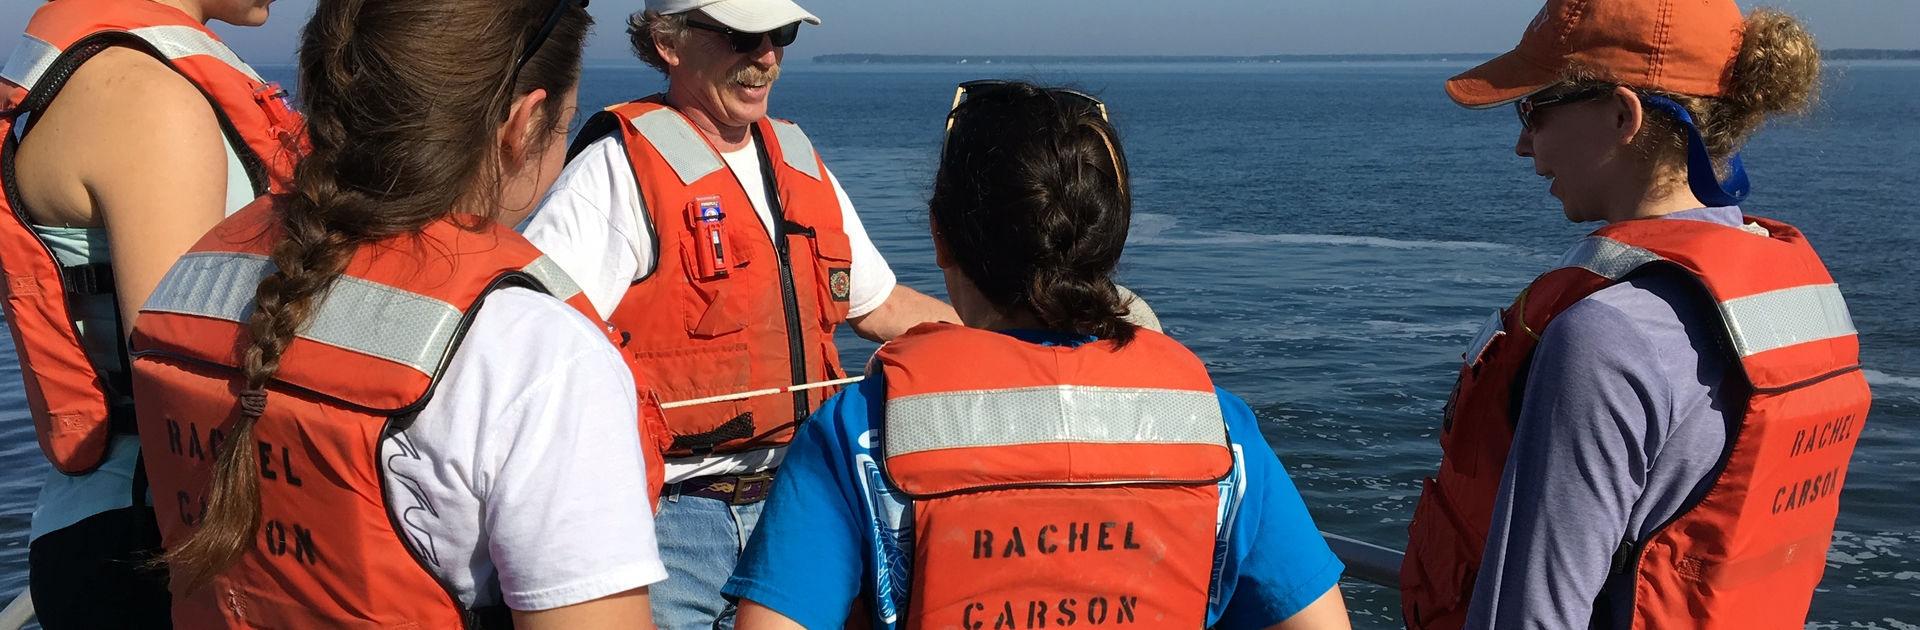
813, 50, 1920, 65
1826, 49, 1920, 60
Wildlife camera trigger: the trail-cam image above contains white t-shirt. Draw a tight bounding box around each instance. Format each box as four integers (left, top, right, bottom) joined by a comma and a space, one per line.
379, 287, 667, 611
519, 133, 897, 484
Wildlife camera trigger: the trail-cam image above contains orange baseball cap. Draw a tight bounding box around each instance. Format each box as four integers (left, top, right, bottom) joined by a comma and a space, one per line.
1446, 0, 1748, 109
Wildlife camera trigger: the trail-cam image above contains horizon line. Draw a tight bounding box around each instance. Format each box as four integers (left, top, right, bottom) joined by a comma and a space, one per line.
228, 48, 1920, 69
809, 49, 1920, 64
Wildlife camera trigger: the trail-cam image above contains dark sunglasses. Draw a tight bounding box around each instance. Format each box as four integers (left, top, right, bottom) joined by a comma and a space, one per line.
946, 80, 1108, 134
686, 19, 800, 54
1515, 85, 1613, 132
512, 0, 589, 84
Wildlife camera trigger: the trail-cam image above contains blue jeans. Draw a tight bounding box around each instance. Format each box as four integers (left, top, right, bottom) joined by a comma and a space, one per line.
652, 487, 766, 630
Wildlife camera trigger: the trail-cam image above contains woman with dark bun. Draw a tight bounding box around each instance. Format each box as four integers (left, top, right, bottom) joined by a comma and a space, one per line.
1402, 1, 1872, 629
126, 0, 666, 627
723, 81, 1351, 630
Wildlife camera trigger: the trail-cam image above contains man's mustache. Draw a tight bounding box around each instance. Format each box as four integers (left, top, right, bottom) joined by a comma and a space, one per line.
732, 63, 780, 87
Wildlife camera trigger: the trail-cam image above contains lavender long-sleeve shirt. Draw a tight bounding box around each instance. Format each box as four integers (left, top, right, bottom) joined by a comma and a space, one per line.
1464, 207, 1746, 630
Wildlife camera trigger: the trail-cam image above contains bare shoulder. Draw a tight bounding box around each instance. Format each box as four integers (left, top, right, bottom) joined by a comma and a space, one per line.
13, 46, 226, 226
54, 46, 219, 136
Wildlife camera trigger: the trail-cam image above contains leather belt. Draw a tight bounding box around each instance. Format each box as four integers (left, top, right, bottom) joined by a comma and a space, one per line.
675, 469, 776, 505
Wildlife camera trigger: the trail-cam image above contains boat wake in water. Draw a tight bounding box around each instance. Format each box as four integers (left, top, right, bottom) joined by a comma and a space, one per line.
1864, 370, 1920, 391
1128, 213, 1512, 251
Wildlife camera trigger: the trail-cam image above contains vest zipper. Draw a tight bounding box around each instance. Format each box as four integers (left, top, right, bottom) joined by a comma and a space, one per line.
752, 125, 811, 423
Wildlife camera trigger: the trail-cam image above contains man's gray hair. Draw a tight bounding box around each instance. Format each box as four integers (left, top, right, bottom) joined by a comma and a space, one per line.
628, 10, 689, 75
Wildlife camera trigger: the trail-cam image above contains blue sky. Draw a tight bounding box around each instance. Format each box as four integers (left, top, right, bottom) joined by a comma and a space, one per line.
5, 0, 1919, 66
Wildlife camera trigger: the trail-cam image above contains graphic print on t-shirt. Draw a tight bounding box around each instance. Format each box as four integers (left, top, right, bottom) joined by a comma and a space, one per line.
856, 429, 914, 625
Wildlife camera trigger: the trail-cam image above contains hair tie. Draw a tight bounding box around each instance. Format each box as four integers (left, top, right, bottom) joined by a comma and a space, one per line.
239, 388, 270, 420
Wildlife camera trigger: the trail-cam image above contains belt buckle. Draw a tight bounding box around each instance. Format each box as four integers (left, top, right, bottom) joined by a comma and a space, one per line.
731, 470, 775, 505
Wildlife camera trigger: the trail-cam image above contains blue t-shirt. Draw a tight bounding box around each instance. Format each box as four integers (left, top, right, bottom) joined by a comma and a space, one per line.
724, 330, 1344, 630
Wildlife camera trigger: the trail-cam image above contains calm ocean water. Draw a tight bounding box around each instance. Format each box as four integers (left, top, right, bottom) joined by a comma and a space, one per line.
1, 61, 1913, 628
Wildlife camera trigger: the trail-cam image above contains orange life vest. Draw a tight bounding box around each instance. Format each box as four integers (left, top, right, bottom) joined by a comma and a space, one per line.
129, 199, 615, 628
579, 97, 850, 457
874, 323, 1234, 629
1400, 216, 1872, 630
0, 0, 301, 473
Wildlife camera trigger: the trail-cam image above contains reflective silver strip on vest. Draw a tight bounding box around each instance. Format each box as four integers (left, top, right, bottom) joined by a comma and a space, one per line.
1554, 236, 1663, 280
1720, 283, 1857, 358
144, 252, 278, 323
144, 251, 519, 377
630, 108, 724, 185
769, 120, 822, 181
885, 385, 1227, 457
127, 25, 263, 82
2, 35, 60, 90
2, 26, 261, 91
522, 255, 583, 303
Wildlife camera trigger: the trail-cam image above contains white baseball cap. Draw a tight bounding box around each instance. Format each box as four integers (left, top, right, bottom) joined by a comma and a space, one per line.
646, 0, 820, 33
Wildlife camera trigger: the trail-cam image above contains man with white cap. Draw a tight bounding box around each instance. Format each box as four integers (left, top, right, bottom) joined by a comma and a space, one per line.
518, 1, 957, 628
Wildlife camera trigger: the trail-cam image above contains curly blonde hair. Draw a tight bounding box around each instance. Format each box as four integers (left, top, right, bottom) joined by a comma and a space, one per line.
1565, 8, 1821, 184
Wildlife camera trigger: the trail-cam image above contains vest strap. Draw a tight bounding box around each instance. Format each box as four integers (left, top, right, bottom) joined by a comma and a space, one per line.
566, 109, 624, 163
1554, 236, 1662, 280
521, 255, 584, 303
2, 25, 261, 91
629, 108, 724, 185
767, 119, 821, 180
108, 400, 137, 434
0, 34, 60, 89
59, 262, 115, 296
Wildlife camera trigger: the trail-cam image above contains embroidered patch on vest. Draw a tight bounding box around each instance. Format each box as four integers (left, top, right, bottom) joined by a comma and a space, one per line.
829, 268, 851, 302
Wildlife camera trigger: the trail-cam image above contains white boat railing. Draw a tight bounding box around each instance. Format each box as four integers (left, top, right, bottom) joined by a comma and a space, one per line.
0, 587, 30, 630
1322, 531, 1404, 589
0, 533, 1402, 630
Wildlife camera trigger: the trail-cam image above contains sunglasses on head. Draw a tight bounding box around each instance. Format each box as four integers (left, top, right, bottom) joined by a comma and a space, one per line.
944, 80, 1124, 187
1515, 85, 1613, 132
686, 19, 801, 54
512, 0, 589, 84
946, 80, 1108, 133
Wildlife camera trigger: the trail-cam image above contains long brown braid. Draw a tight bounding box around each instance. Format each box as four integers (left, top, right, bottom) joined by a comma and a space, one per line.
160, 0, 591, 593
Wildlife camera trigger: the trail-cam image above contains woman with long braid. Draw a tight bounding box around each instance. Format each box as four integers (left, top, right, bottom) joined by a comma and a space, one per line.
127, 0, 665, 627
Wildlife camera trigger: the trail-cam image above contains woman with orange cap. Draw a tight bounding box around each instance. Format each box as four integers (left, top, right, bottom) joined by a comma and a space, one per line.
1401, 1, 1872, 629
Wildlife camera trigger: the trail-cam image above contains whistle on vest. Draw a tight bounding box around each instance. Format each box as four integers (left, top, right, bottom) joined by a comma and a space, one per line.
688, 196, 730, 279
253, 82, 301, 147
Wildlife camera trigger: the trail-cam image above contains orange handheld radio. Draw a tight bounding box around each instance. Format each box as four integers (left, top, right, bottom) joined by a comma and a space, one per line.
688, 196, 729, 279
